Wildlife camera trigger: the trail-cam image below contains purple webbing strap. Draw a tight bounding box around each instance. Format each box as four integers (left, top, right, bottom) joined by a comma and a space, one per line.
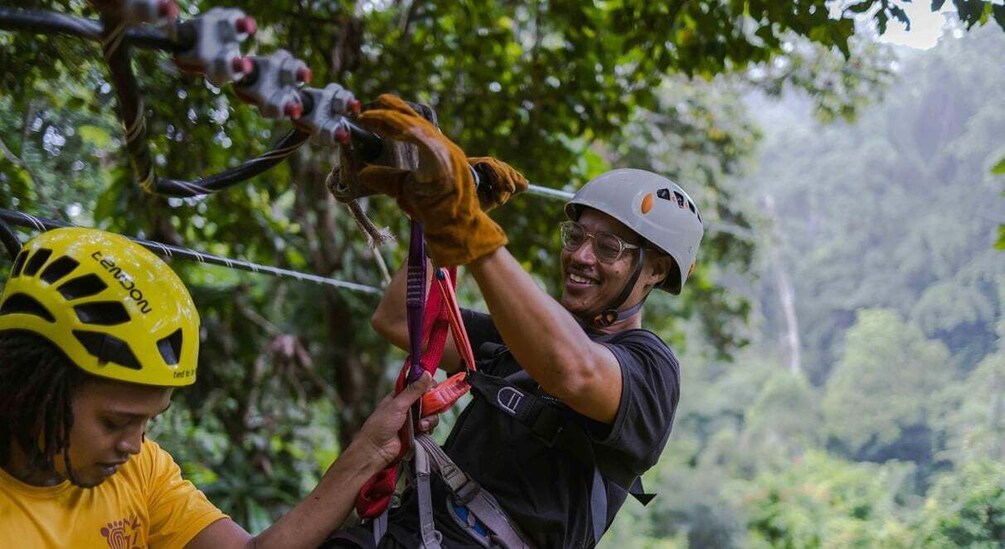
405, 220, 427, 382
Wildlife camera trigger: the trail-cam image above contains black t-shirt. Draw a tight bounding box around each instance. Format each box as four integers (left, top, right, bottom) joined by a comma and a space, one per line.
382, 310, 680, 548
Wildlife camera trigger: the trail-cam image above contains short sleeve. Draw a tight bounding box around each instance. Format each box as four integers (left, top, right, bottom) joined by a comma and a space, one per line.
594, 330, 680, 472
142, 441, 229, 547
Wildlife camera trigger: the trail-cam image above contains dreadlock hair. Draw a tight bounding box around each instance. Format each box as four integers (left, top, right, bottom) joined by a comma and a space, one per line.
0, 331, 86, 483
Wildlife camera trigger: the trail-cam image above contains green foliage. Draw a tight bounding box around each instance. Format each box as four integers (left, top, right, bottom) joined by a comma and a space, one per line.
746, 36, 898, 123
740, 371, 823, 469
749, 26, 1005, 382
914, 459, 1005, 546
822, 309, 952, 461
618, 77, 762, 358
2, 0, 1002, 542
995, 154, 1005, 249
936, 302, 1005, 466
735, 451, 915, 548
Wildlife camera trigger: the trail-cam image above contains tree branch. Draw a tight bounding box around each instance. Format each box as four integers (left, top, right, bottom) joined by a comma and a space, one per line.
0, 134, 44, 198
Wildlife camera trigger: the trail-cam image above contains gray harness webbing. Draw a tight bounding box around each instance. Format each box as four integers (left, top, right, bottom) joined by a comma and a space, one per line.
412, 437, 443, 547
412, 434, 534, 548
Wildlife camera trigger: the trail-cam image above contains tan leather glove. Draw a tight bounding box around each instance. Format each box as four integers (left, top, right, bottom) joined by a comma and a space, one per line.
358, 94, 507, 266
468, 157, 529, 211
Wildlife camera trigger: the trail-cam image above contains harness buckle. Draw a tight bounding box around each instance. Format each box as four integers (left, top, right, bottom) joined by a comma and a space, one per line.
441, 463, 481, 504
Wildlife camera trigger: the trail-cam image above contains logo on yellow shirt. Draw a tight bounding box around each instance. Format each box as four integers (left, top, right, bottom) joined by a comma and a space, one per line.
100, 516, 141, 549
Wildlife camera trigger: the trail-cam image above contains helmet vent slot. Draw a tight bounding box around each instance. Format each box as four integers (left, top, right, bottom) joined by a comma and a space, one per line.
0, 293, 56, 322
157, 328, 184, 366
10, 250, 28, 278
23, 248, 53, 277
40, 256, 80, 285
73, 330, 143, 370
58, 274, 109, 301
74, 301, 131, 326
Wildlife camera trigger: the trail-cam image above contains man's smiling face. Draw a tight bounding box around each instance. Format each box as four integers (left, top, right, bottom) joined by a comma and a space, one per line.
559, 208, 648, 323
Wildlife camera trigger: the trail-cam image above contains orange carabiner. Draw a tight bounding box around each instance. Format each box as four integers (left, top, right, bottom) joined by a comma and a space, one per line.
421, 371, 471, 417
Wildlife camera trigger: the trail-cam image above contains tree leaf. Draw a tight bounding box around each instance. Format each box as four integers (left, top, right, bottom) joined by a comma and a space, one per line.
992, 155, 1005, 175
77, 125, 112, 149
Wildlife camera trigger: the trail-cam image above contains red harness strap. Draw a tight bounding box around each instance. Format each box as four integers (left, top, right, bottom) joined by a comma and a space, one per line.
355, 266, 476, 519
421, 268, 477, 415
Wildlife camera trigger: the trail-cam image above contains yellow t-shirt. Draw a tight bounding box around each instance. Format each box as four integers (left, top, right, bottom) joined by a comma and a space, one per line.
0, 439, 228, 548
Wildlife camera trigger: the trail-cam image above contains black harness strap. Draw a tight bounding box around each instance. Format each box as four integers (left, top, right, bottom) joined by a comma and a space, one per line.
466, 344, 655, 544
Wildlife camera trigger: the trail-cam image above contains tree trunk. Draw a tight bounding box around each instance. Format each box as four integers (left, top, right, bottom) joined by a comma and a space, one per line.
764, 194, 801, 375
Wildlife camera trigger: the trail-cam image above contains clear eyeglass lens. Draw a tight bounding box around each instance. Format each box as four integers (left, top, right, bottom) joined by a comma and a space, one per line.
560, 222, 626, 263
561, 222, 586, 250
594, 234, 625, 261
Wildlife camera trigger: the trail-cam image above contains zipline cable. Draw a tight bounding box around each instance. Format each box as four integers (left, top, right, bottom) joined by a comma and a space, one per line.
0, 209, 382, 295
524, 184, 572, 201
0, 7, 181, 50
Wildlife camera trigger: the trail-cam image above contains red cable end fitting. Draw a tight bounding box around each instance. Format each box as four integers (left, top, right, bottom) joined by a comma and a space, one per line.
348, 99, 362, 114
231, 56, 253, 76
334, 126, 351, 144
284, 102, 304, 120
296, 67, 313, 85
157, 0, 179, 19
235, 16, 257, 36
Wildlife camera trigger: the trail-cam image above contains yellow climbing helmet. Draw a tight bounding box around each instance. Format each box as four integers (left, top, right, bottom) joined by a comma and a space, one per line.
0, 227, 200, 386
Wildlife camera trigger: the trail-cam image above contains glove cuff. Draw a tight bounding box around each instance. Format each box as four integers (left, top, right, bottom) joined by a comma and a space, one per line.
422, 210, 508, 267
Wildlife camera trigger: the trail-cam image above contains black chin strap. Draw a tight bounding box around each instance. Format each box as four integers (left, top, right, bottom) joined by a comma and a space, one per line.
593, 246, 647, 328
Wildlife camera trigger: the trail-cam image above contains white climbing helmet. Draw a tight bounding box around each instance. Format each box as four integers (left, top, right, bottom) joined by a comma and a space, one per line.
565, 168, 704, 294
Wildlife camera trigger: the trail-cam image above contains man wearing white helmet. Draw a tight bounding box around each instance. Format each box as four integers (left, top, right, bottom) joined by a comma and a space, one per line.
359, 95, 703, 548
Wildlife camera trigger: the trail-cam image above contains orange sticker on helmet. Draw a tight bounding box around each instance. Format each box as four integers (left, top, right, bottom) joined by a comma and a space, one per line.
641, 193, 654, 214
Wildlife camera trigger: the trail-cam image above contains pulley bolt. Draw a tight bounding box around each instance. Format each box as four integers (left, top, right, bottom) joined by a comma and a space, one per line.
296, 67, 313, 85
235, 16, 257, 35
231, 56, 253, 75
157, 0, 179, 19
284, 102, 304, 120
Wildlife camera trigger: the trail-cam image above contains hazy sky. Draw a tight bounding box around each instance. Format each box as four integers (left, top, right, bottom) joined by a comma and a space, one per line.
878, 2, 952, 49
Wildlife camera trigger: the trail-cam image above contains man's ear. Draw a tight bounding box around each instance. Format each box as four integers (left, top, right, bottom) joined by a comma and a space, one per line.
646, 253, 673, 287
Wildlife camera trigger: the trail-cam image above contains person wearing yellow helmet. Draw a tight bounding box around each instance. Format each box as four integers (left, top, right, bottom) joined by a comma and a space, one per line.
0, 227, 436, 548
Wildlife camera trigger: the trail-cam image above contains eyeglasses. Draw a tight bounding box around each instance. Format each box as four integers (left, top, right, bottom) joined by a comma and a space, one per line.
559, 221, 640, 264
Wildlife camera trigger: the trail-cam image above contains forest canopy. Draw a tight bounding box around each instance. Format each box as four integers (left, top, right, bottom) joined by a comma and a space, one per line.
1, 0, 1003, 544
